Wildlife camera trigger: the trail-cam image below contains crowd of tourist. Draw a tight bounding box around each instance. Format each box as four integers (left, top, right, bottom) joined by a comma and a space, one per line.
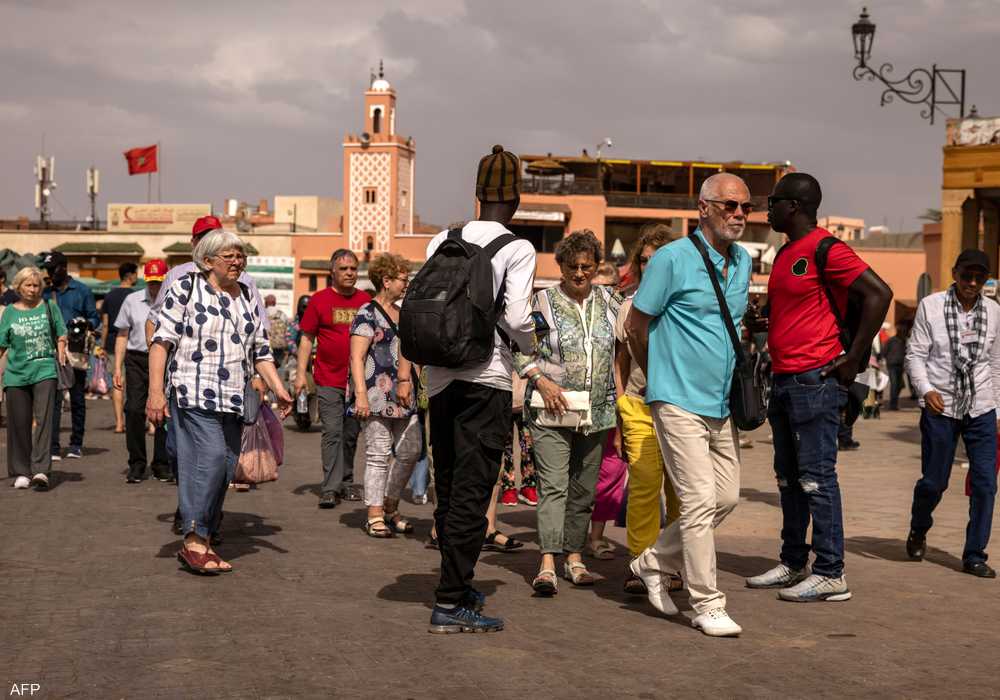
3, 144, 998, 640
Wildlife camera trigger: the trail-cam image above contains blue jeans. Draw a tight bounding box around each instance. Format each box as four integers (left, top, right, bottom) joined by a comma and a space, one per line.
769, 369, 848, 577
911, 408, 998, 565
174, 403, 242, 539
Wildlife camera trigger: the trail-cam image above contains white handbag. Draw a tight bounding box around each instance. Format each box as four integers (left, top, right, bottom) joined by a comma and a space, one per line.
529, 390, 592, 430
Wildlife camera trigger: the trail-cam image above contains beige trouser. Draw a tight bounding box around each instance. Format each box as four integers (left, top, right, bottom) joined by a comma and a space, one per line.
638, 401, 741, 614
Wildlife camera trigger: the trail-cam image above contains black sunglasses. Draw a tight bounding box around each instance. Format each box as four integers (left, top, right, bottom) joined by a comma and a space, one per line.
767, 195, 798, 209
703, 199, 754, 215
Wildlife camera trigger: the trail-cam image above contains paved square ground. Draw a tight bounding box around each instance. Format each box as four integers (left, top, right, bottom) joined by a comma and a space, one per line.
2, 399, 998, 699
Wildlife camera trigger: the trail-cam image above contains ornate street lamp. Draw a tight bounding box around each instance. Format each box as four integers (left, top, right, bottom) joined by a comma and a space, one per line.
851, 7, 967, 124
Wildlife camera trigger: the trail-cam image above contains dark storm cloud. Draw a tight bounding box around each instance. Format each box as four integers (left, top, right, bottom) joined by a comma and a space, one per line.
0, 0, 996, 230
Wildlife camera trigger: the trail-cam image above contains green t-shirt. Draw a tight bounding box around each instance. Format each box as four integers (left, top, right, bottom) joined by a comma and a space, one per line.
0, 300, 67, 388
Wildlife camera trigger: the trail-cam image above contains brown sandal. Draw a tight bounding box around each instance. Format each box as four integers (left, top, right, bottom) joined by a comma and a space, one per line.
177, 547, 222, 576
208, 551, 233, 573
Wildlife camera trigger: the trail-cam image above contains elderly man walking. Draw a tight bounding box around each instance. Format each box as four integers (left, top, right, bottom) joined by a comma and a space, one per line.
625, 173, 752, 637
905, 249, 1000, 578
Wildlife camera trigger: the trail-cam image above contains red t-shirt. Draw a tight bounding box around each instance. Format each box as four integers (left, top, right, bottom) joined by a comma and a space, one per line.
300, 287, 371, 388
768, 228, 869, 374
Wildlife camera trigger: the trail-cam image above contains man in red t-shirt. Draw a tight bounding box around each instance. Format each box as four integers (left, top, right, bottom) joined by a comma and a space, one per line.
745, 173, 891, 603
294, 249, 371, 508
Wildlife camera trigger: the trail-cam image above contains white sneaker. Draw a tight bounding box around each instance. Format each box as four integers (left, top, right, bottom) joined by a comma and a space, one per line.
746, 563, 810, 589
12, 476, 30, 489
30, 473, 49, 491
692, 608, 742, 637
778, 574, 852, 602
628, 551, 679, 615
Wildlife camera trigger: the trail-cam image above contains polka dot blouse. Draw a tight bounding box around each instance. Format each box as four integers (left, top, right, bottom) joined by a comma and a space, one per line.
152, 271, 273, 415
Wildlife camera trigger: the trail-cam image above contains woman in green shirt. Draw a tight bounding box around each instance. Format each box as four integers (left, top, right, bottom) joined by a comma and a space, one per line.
0, 266, 67, 490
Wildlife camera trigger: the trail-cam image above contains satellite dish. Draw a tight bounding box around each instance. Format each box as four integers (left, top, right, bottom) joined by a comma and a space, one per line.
360, 132, 371, 148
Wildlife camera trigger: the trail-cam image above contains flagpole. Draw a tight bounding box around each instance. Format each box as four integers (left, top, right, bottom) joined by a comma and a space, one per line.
147, 173, 151, 203
157, 140, 162, 203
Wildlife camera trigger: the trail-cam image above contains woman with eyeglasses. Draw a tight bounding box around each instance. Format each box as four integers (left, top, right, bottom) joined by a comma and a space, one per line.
346, 253, 423, 538
147, 231, 294, 575
515, 229, 622, 595
614, 223, 683, 595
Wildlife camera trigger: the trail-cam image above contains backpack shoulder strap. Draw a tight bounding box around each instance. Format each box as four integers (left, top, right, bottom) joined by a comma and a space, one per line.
446, 228, 463, 241
687, 233, 745, 366
482, 233, 518, 259
814, 236, 850, 350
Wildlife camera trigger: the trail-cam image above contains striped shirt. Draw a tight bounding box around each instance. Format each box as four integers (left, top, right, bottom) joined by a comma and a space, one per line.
152, 272, 272, 415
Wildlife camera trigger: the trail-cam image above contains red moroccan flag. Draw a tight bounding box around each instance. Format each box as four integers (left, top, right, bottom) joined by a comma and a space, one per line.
123, 144, 158, 175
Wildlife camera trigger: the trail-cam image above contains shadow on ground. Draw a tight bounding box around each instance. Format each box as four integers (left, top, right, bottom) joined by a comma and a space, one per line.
845, 535, 963, 572
154, 511, 288, 562
740, 487, 780, 508
46, 471, 84, 490
376, 573, 505, 609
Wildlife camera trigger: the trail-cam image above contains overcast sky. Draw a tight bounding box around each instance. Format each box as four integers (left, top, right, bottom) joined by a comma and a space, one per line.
1, 0, 997, 232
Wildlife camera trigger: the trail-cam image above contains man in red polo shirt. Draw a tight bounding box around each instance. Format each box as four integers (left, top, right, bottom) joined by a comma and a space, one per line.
746, 172, 891, 602
294, 249, 371, 508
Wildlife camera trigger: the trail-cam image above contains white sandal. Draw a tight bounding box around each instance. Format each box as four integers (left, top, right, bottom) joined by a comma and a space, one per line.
532, 568, 558, 596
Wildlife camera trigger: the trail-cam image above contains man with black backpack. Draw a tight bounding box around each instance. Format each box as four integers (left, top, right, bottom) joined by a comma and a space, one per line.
401, 145, 535, 634
746, 172, 891, 602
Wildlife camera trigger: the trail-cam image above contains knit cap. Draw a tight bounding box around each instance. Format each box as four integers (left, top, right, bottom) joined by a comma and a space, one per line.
476, 145, 521, 203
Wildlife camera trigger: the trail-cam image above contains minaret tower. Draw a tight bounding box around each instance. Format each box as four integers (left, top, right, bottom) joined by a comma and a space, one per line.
343, 61, 415, 255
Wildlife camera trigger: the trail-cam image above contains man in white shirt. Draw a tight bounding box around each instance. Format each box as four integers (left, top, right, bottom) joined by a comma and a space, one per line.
905, 249, 1000, 578
421, 145, 535, 634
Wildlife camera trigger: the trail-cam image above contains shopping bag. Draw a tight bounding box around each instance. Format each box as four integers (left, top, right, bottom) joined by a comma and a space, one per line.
87, 357, 108, 395
260, 403, 284, 466
235, 414, 279, 484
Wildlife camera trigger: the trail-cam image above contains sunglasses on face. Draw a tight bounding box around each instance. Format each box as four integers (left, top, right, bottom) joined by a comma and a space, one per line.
767, 195, 799, 209
958, 269, 988, 284
703, 199, 754, 215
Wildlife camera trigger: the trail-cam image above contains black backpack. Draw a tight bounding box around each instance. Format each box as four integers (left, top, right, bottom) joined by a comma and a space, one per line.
814, 236, 872, 375
399, 228, 516, 368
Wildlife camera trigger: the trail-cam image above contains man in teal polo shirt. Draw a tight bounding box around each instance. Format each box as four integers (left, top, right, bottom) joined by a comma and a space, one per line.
625, 172, 752, 637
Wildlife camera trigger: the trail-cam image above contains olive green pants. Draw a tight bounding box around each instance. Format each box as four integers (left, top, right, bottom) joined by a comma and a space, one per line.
531, 424, 609, 555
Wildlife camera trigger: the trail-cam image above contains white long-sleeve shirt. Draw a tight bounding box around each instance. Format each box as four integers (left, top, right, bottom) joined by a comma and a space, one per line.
905, 290, 1000, 419
424, 221, 536, 397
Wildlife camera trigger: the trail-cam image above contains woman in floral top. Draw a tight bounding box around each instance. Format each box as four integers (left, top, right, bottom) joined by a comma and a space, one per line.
347, 253, 422, 538
515, 230, 621, 594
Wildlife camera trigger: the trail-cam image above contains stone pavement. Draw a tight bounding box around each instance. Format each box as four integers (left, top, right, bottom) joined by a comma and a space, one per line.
2, 398, 999, 699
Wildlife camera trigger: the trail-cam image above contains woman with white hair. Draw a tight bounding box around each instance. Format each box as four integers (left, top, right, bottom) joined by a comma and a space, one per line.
147, 231, 293, 575
0, 266, 68, 490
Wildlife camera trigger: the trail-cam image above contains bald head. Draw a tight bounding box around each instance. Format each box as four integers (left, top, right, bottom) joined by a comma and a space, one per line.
699, 173, 750, 201
774, 173, 822, 219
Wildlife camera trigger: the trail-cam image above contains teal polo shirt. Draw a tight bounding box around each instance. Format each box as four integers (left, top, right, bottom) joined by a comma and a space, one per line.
632, 229, 751, 419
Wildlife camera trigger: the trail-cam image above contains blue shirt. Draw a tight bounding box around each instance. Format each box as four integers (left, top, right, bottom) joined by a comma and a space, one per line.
632, 229, 751, 418
43, 277, 100, 331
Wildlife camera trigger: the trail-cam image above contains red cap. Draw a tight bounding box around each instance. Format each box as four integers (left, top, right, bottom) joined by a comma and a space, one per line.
143, 258, 168, 282
192, 215, 222, 237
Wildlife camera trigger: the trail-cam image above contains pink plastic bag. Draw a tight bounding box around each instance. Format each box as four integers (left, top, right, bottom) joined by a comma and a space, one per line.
260, 404, 284, 466
87, 357, 108, 395
235, 414, 279, 484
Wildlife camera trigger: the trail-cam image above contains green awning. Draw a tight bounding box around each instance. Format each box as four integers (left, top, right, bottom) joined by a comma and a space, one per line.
54, 242, 144, 255
76, 277, 148, 296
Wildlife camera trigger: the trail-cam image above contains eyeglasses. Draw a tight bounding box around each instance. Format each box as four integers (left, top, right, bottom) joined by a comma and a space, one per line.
703, 199, 754, 215
638, 256, 650, 266
394, 275, 409, 283
215, 252, 246, 264
959, 269, 988, 284
767, 195, 798, 209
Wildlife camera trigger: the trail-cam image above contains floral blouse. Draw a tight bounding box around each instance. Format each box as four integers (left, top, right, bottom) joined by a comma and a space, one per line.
152, 272, 272, 415
515, 285, 622, 433
346, 301, 413, 419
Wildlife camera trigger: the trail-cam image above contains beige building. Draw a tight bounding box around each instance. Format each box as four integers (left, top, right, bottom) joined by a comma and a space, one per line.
818, 216, 865, 242
273, 196, 342, 233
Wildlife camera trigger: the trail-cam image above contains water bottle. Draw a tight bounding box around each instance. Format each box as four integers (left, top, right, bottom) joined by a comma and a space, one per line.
296, 391, 308, 413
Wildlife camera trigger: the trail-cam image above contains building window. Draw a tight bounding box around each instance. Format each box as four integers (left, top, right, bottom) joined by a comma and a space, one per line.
326, 275, 333, 288
373, 108, 382, 134
366, 234, 375, 252
364, 187, 377, 205
308, 274, 318, 292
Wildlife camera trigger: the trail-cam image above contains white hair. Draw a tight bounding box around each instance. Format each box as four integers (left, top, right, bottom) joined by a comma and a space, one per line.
699, 172, 748, 201
11, 265, 43, 292
192, 230, 247, 271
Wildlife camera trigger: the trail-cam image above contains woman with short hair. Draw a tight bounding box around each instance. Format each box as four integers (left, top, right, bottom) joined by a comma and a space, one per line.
347, 252, 423, 538
147, 230, 293, 575
516, 230, 621, 594
0, 266, 67, 490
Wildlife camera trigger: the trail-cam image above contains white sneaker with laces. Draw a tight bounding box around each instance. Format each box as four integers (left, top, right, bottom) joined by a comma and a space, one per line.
777, 574, 852, 602
691, 607, 742, 637
746, 563, 810, 589
31, 473, 49, 490
628, 550, 679, 615
13, 476, 30, 489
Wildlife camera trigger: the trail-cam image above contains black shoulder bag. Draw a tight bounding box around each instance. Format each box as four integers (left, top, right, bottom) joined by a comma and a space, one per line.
689, 233, 767, 431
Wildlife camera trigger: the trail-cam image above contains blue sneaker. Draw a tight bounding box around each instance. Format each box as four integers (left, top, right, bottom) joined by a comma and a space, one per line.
428, 605, 503, 634
461, 588, 486, 612
66, 446, 82, 459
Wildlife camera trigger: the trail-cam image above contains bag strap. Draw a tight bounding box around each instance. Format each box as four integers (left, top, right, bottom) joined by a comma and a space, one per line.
815, 236, 851, 353
482, 233, 518, 258
369, 299, 398, 334
43, 299, 59, 348
688, 233, 746, 367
